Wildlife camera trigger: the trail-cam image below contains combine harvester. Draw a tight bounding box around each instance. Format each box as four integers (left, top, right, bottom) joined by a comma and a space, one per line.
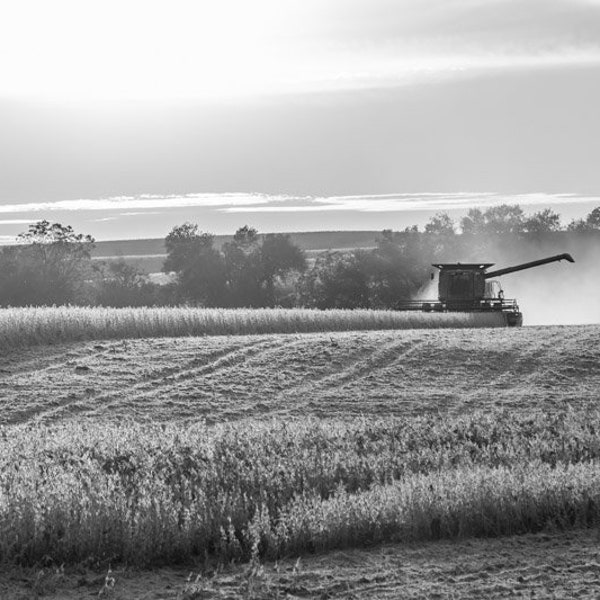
398, 253, 575, 327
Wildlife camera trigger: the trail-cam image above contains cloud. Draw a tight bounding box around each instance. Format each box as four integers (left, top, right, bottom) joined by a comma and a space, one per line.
0, 219, 36, 225
0, 193, 280, 214
1, 192, 598, 224
119, 211, 163, 217
222, 192, 600, 213
276, 0, 600, 93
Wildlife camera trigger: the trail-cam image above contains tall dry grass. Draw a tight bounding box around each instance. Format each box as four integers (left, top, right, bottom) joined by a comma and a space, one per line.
0, 409, 598, 566
0, 306, 506, 350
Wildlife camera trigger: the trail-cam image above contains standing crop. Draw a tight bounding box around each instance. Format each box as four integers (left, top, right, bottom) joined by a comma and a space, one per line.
0, 409, 598, 566
0, 306, 507, 351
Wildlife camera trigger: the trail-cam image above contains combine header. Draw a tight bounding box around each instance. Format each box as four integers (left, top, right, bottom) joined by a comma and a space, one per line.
397, 253, 575, 326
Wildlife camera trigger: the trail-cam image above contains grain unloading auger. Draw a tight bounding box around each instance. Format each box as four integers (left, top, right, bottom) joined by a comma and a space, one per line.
397, 253, 575, 326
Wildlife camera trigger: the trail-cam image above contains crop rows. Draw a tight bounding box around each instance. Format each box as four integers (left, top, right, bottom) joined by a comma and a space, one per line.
0, 306, 506, 350
1, 409, 599, 566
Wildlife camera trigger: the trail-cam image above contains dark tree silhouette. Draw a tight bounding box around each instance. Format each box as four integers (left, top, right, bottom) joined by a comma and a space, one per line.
424, 212, 456, 235
95, 259, 157, 307
165, 224, 306, 307
524, 209, 561, 233
300, 251, 373, 309
567, 206, 600, 231
163, 223, 226, 305
461, 204, 525, 236
0, 220, 95, 305
586, 207, 600, 229
222, 226, 263, 306
259, 234, 306, 304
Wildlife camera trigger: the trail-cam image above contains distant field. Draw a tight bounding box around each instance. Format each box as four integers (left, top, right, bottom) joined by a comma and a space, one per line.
92, 230, 381, 256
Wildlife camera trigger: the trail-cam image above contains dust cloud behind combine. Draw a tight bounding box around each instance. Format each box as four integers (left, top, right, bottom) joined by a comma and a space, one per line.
470, 233, 599, 326
413, 272, 439, 301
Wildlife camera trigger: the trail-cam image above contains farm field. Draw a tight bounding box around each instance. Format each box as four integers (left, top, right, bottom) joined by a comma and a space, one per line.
0, 324, 597, 425
1, 323, 599, 599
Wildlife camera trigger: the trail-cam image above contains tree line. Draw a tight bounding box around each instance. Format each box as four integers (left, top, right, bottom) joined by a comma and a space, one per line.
0, 205, 597, 308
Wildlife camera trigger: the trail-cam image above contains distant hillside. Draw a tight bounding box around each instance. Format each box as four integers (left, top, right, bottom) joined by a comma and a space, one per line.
91, 231, 382, 273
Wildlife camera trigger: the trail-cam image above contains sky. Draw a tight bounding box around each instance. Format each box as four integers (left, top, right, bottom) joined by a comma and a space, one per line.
1, 0, 600, 240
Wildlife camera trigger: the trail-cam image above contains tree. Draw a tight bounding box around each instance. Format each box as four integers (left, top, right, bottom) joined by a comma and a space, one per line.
0, 247, 26, 306
223, 229, 307, 306
370, 229, 431, 306
259, 234, 306, 304
300, 229, 430, 309
222, 226, 263, 306
566, 218, 588, 232
163, 223, 226, 305
524, 209, 561, 234
425, 212, 455, 235
423, 212, 458, 258
164, 223, 207, 272
232, 225, 259, 248
460, 208, 486, 235
586, 207, 600, 229
164, 224, 306, 307
461, 205, 525, 236
95, 259, 158, 307
0, 220, 95, 305
299, 251, 373, 309
567, 206, 600, 231
485, 205, 525, 235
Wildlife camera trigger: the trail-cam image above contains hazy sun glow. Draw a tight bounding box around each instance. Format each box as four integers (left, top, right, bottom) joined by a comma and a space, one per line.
1, 0, 307, 101
3, 0, 600, 102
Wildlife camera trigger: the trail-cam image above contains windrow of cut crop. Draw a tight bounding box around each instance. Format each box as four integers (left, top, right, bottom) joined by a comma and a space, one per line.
0, 409, 599, 566
0, 306, 506, 350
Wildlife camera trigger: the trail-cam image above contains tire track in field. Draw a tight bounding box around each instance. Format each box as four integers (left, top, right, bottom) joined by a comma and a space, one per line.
116, 334, 320, 404
0, 342, 105, 378
39, 337, 283, 421
0, 342, 133, 424
129, 337, 283, 390
50, 335, 334, 419
519, 327, 600, 397
275, 336, 428, 403
93, 334, 367, 418
457, 328, 597, 410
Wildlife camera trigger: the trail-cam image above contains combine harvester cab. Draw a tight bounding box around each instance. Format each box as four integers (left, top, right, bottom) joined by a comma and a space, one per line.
403, 253, 574, 326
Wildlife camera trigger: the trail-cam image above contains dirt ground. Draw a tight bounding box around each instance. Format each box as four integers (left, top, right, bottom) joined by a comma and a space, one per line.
2, 528, 599, 599
0, 324, 597, 424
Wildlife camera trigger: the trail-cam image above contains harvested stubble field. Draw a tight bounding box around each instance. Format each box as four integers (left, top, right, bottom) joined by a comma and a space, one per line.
0, 323, 596, 424
0, 313, 599, 599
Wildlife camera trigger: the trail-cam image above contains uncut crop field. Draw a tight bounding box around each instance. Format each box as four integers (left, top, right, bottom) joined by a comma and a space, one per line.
0, 306, 506, 351
1, 315, 599, 599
